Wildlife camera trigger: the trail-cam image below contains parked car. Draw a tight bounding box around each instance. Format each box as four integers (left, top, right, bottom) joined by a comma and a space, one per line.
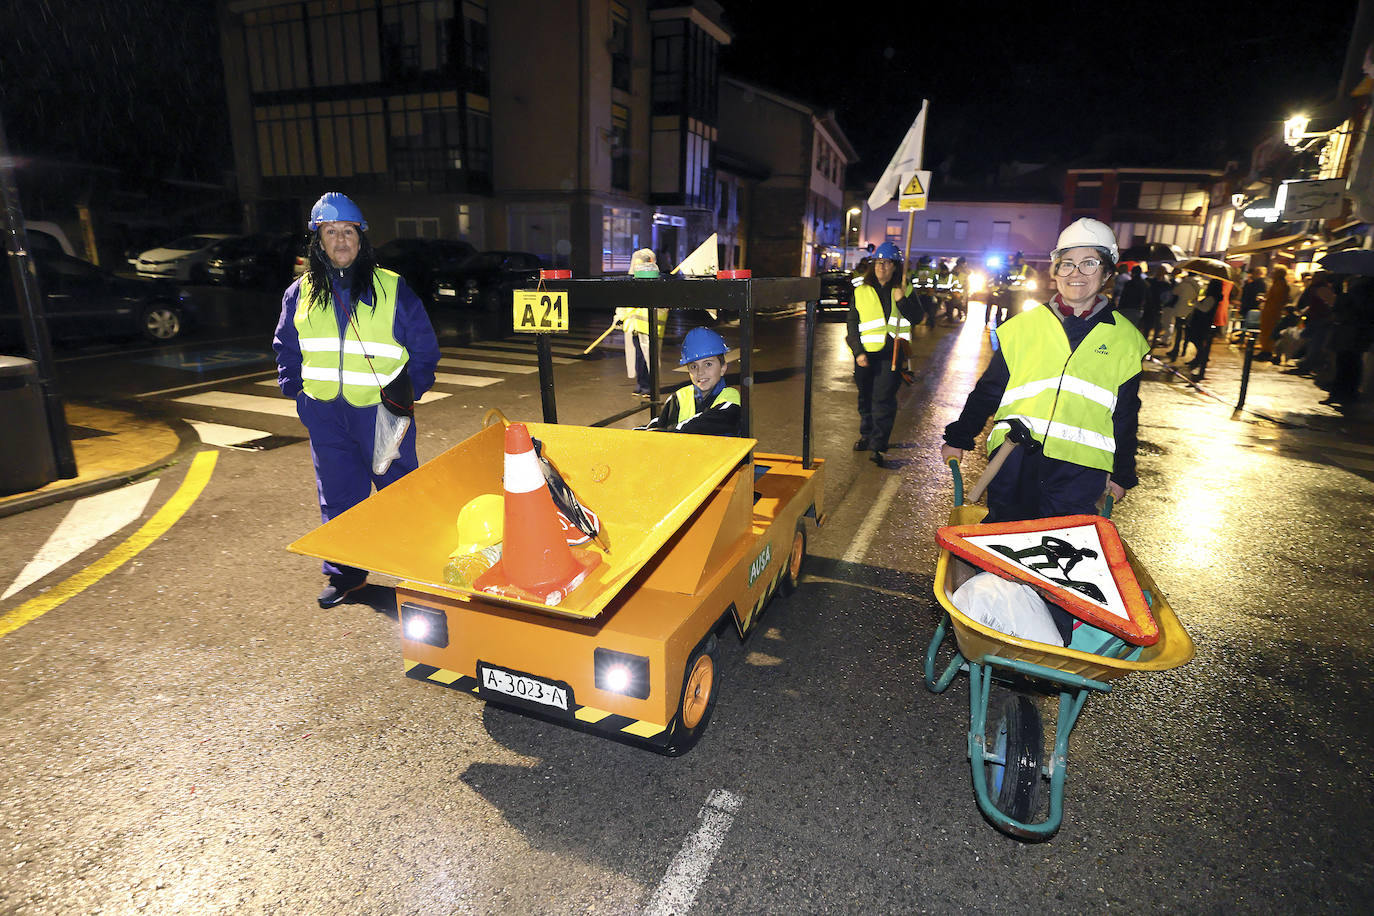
818, 269, 856, 312
1, 251, 196, 350
374, 238, 476, 296
205, 232, 303, 288
130, 233, 234, 283
431, 250, 544, 310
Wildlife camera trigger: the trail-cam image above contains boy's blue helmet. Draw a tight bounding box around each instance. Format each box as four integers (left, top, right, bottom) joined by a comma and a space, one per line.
872, 241, 902, 262
308, 192, 368, 231
680, 327, 728, 365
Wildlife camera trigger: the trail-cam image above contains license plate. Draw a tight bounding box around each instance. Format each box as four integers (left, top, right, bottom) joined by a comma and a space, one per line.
478, 663, 570, 711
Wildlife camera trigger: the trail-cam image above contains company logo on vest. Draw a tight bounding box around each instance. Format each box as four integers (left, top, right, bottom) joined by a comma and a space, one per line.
1095, 344, 1109, 355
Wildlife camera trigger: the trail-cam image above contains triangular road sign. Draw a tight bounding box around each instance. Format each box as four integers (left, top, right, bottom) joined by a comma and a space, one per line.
902, 173, 925, 196
937, 514, 1159, 645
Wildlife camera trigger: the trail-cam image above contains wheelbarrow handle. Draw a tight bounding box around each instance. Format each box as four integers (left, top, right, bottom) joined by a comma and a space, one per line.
948, 458, 964, 507
965, 440, 1017, 505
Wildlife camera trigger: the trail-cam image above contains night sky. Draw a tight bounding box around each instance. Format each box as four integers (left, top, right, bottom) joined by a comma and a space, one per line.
0, 0, 1360, 187
719, 0, 1360, 183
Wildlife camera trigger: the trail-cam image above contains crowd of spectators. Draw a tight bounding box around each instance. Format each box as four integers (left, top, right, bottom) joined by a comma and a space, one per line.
1108, 260, 1374, 414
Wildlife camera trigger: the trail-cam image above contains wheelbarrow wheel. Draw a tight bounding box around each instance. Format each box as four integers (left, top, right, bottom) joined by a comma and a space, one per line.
661, 635, 719, 757
987, 695, 1043, 822
778, 521, 807, 597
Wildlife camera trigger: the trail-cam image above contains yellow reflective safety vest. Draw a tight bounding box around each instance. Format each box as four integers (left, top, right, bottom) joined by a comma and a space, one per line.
988, 304, 1147, 471
673, 383, 740, 421
616, 306, 667, 337
295, 270, 407, 406
853, 284, 912, 352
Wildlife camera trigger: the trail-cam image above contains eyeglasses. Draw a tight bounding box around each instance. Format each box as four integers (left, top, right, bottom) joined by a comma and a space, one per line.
1054, 258, 1103, 277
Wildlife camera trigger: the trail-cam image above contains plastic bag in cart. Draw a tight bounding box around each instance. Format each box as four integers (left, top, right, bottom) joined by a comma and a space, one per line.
372, 404, 410, 475
951, 572, 1064, 647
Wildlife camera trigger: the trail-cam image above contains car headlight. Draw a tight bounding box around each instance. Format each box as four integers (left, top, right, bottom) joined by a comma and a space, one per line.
594, 648, 650, 699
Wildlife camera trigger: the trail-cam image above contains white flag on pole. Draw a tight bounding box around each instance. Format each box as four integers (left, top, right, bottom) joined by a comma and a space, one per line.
866, 100, 928, 211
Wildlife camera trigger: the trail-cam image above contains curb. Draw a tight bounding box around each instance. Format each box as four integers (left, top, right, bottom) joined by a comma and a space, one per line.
0, 415, 202, 520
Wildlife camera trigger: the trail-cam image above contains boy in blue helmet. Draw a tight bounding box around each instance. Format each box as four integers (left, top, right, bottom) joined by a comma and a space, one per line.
637, 327, 742, 436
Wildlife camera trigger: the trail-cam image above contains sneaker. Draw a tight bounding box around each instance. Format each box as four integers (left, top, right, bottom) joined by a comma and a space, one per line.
871, 450, 886, 468
318, 576, 367, 608
852, 438, 868, 451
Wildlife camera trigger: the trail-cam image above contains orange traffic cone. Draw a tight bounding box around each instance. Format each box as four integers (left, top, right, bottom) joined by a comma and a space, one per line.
474, 423, 599, 605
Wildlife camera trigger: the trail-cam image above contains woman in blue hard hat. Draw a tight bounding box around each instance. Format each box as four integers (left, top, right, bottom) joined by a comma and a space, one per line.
846, 241, 912, 467
273, 192, 441, 608
637, 327, 741, 436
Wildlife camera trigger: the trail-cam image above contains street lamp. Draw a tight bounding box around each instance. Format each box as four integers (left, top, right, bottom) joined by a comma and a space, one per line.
846, 207, 861, 269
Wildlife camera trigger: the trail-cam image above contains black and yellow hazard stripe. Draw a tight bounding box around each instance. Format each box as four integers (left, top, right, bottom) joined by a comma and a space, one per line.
403, 659, 673, 745
733, 558, 788, 636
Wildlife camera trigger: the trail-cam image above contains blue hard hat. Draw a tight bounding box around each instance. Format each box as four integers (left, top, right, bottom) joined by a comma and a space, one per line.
679, 327, 728, 365
872, 241, 902, 262
308, 192, 368, 231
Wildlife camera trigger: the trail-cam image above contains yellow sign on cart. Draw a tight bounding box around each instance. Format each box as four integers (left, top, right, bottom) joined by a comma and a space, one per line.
512, 290, 569, 333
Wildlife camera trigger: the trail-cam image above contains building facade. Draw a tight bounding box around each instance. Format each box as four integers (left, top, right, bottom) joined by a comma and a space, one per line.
217, 0, 733, 276
854, 196, 1063, 270
1062, 168, 1222, 257
717, 77, 856, 278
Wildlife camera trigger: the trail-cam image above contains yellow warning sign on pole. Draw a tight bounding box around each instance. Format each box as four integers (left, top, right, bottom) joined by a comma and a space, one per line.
898, 169, 932, 212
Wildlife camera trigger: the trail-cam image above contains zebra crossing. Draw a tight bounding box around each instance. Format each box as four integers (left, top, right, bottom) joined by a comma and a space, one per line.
150, 328, 614, 451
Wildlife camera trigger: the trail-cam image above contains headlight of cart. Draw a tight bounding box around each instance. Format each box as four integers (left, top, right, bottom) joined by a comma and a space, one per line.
594, 648, 650, 699
400, 602, 449, 648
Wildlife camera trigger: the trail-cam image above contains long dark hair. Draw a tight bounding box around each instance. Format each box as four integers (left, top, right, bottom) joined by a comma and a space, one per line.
305, 229, 379, 311
1204, 278, 1223, 301
861, 257, 904, 289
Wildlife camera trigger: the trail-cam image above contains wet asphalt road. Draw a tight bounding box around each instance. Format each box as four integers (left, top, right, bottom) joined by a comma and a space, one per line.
0, 296, 1371, 914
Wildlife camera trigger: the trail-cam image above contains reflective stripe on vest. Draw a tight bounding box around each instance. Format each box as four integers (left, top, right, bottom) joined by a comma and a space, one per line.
672, 384, 740, 427
987, 304, 1148, 471
853, 285, 911, 352
295, 269, 406, 406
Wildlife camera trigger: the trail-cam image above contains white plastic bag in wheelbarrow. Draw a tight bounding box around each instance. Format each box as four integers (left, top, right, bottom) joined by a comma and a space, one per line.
951, 572, 1064, 647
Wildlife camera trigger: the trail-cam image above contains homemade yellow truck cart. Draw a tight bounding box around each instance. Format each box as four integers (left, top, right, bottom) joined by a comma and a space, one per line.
290, 276, 824, 754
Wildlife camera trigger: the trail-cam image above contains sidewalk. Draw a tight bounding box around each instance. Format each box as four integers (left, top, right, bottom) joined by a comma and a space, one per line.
1144, 333, 1374, 440
0, 403, 196, 519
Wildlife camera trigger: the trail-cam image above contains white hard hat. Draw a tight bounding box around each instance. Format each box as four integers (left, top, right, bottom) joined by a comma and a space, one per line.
1052, 218, 1118, 263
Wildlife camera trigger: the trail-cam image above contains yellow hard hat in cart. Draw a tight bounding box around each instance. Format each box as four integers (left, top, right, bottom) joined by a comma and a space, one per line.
449, 493, 504, 558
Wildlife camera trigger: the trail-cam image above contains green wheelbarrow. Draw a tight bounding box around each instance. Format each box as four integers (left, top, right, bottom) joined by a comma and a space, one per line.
925, 460, 1195, 839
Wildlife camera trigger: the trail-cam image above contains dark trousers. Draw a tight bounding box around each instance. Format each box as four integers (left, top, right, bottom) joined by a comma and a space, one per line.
1329, 349, 1365, 403
984, 445, 1110, 643
1167, 317, 1190, 360
299, 394, 418, 580
1189, 327, 1215, 370
854, 351, 901, 451
632, 334, 650, 392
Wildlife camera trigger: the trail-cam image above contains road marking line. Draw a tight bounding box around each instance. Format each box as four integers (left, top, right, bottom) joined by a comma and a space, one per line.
0, 451, 217, 639
440, 346, 578, 365
2, 480, 159, 600
135, 369, 277, 398
433, 372, 502, 388
438, 358, 538, 374
175, 391, 300, 417
842, 474, 903, 564
644, 789, 741, 916
187, 420, 271, 448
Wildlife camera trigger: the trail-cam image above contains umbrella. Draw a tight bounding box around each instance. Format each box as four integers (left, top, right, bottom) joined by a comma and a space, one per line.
1318, 248, 1374, 275
1175, 258, 1234, 283
1119, 242, 1188, 264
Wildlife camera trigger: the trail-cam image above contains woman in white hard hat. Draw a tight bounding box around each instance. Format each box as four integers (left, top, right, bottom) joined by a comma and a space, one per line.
940, 218, 1149, 642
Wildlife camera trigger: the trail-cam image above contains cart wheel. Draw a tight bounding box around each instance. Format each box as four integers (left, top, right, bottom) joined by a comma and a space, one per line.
987, 695, 1043, 823
661, 635, 719, 757
778, 522, 807, 597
